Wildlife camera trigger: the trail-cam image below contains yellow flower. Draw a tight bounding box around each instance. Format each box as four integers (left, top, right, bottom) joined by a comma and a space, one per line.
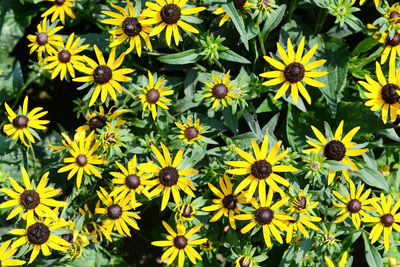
302, 121, 368, 185
226, 133, 298, 200
324, 251, 348, 267
175, 117, 204, 144
151, 221, 207, 267
260, 37, 328, 105
61, 220, 89, 259
358, 61, 400, 123
0, 240, 26, 266
78, 203, 103, 243
0, 167, 66, 226
76, 105, 127, 133
41, 0, 76, 25
109, 155, 152, 205
287, 189, 319, 215
47, 130, 85, 151
332, 179, 377, 229
73, 45, 134, 106
10, 218, 70, 264
362, 193, 400, 251
235, 188, 293, 247
352, 0, 379, 7
202, 175, 248, 230
141, 143, 197, 211
3, 96, 49, 147
95, 187, 141, 242
385, 3, 400, 28
378, 30, 400, 65
138, 71, 174, 120
235, 256, 252, 267
141, 0, 206, 46
101, 0, 152, 56
213, 1, 254, 26
285, 215, 321, 243
43, 33, 90, 81
27, 18, 63, 62
57, 132, 107, 189
203, 70, 239, 110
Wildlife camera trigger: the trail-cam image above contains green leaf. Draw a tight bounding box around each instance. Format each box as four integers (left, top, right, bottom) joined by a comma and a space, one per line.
221, 2, 248, 49
261, 5, 286, 39
356, 167, 389, 192
256, 93, 284, 113
362, 232, 383, 267
12, 61, 23, 90
157, 49, 202, 64
350, 38, 379, 56
219, 50, 250, 64
326, 160, 351, 171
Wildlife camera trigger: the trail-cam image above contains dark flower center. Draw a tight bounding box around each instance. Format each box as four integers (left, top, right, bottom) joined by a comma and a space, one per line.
222, 194, 237, 210
122, 17, 142, 37
295, 196, 307, 209
381, 214, 394, 227
255, 207, 274, 225
381, 83, 400, 104
62, 233, 74, 244
89, 115, 107, 130
212, 84, 228, 99
160, 4, 181, 24
36, 32, 48, 46
106, 133, 116, 144
390, 11, 400, 23
180, 204, 193, 218
55, 0, 65, 5
12, 115, 29, 129
86, 223, 95, 233
387, 32, 400, 46
20, 190, 40, 210
284, 62, 305, 83
93, 65, 112, 84
324, 140, 346, 161
107, 204, 123, 219
58, 49, 71, 63
233, 0, 247, 9
173, 235, 187, 249
251, 160, 272, 179
125, 174, 141, 189
260, 0, 271, 9
27, 223, 50, 245
159, 166, 179, 186
347, 199, 362, 213
184, 127, 198, 140
145, 89, 160, 104
76, 154, 88, 167
238, 256, 251, 267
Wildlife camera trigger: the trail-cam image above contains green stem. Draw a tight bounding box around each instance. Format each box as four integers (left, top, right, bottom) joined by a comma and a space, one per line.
257, 29, 267, 57
29, 144, 37, 176
122, 88, 136, 101
288, 0, 299, 21
165, 110, 177, 121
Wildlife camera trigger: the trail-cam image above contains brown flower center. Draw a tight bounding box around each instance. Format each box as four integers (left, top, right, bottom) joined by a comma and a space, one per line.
89, 115, 107, 130
20, 190, 40, 210
173, 235, 187, 249
284, 62, 305, 83
212, 84, 228, 99
55, 0, 65, 5
184, 127, 198, 140
381, 83, 400, 104
146, 89, 160, 104
390, 11, 400, 23
381, 214, 394, 227
251, 160, 272, 179
122, 17, 142, 37
93, 65, 112, 84
107, 204, 123, 219
27, 223, 50, 245
222, 194, 237, 210
296, 196, 307, 210
324, 140, 346, 161
180, 204, 193, 218
347, 199, 361, 213
86, 223, 95, 233
160, 4, 181, 24
159, 166, 179, 186
260, 0, 271, 9
12, 115, 29, 129
58, 49, 71, 63
76, 154, 88, 167
255, 207, 274, 225
387, 32, 400, 46
233, 0, 247, 9
105, 133, 116, 144
36, 32, 48, 46
125, 174, 141, 189
238, 256, 251, 267
62, 233, 74, 244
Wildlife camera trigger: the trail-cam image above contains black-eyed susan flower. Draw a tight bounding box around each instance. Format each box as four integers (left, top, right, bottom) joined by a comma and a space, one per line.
151, 221, 207, 267
141, 0, 206, 46
78, 203, 103, 243
95, 187, 141, 242
0, 168, 67, 225
235, 189, 293, 247
359, 61, 400, 123
287, 188, 319, 215
213, 0, 254, 26
174, 196, 206, 223
73, 45, 134, 106
324, 251, 348, 267
202, 175, 248, 230
138, 71, 173, 120
60, 220, 89, 259
385, 3, 400, 28
199, 239, 213, 252
235, 256, 253, 267
303, 121, 368, 185
76, 105, 127, 133
362, 193, 400, 251
285, 215, 321, 243
378, 30, 400, 65
332, 179, 377, 229
175, 116, 204, 144
109, 155, 152, 205
27, 18, 63, 62
0, 240, 26, 266
101, 0, 152, 56
57, 133, 107, 189
141, 143, 197, 211
41, 0, 76, 25
226, 133, 298, 200
203, 70, 239, 110
3, 96, 49, 147
44, 33, 89, 81
260, 37, 328, 105
10, 218, 70, 264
